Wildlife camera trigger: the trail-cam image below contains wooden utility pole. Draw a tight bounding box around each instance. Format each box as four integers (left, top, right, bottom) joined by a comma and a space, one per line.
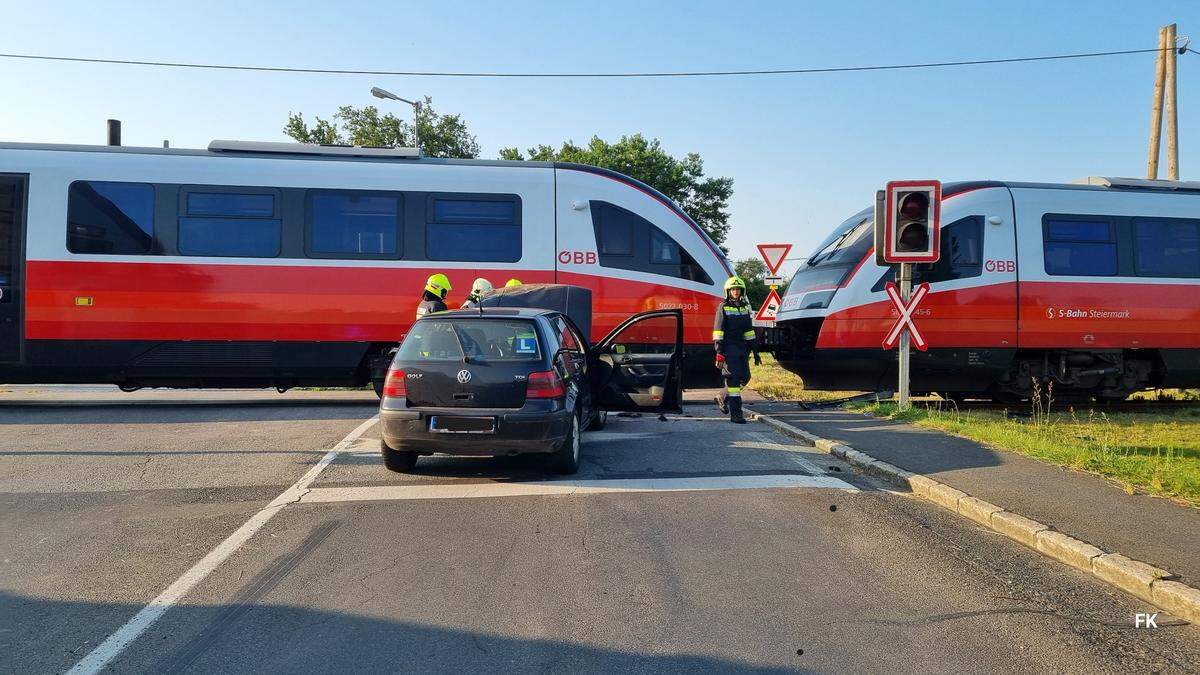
1165, 23, 1180, 180
1147, 26, 1168, 179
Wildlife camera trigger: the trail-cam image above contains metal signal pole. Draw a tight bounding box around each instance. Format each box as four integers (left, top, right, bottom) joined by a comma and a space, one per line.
897, 262, 912, 411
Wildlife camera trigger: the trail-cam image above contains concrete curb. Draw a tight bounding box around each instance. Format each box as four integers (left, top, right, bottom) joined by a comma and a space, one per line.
757, 412, 1200, 626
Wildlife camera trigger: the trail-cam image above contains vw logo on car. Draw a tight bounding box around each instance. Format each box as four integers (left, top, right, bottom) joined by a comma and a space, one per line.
456, 369, 472, 384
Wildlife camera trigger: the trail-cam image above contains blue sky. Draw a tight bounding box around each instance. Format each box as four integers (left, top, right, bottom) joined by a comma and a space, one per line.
2, 1, 1197, 270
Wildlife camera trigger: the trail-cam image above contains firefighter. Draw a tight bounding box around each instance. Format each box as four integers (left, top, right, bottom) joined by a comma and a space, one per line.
713, 276, 759, 424
505, 278, 523, 288
416, 273, 451, 319
461, 278, 494, 309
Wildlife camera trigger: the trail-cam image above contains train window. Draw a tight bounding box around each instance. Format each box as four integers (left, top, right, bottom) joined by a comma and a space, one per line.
186, 193, 275, 218
591, 202, 713, 284
873, 216, 983, 290
918, 216, 983, 283
593, 203, 635, 256
1046, 219, 1111, 242
1043, 217, 1116, 276
432, 199, 515, 224
179, 190, 281, 258
179, 219, 281, 257
426, 195, 521, 262
1133, 217, 1200, 278
808, 217, 872, 266
67, 181, 157, 255
650, 226, 681, 265
650, 226, 711, 283
307, 191, 402, 256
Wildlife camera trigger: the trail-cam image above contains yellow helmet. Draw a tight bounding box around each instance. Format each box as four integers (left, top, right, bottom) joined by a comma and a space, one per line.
723, 276, 747, 292
505, 278, 523, 288
425, 273, 452, 298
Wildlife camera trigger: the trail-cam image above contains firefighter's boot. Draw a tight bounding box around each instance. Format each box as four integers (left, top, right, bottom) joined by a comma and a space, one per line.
729, 394, 747, 424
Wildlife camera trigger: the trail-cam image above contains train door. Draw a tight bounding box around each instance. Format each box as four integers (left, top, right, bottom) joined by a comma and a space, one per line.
0, 175, 25, 363
553, 168, 609, 341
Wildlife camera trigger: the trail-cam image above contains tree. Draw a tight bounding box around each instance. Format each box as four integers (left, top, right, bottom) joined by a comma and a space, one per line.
500, 134, 734, 248
284, 97, 480, 159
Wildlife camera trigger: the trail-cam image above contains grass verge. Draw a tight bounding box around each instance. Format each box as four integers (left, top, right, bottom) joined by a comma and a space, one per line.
749, 353, 860, 403
857, 401, 1200, 507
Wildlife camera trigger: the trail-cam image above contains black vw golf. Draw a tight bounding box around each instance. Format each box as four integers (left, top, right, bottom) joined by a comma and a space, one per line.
379, 307, 683, 474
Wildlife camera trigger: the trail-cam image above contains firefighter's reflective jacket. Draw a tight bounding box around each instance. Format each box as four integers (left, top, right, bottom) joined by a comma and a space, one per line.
712, 298, 756, 356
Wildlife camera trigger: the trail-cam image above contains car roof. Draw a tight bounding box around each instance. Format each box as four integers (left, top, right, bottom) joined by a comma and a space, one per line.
424, 308, 555, 319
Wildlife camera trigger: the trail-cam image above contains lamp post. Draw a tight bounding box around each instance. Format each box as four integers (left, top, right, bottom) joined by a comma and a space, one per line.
370, 87, 422, 156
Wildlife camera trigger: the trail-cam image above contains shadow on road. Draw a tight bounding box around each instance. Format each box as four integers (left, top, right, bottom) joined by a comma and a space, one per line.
0, 591, 793, 674
753, 406, 1005, 478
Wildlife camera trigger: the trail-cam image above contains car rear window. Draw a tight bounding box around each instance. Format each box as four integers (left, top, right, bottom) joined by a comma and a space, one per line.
398, 319, 542, 362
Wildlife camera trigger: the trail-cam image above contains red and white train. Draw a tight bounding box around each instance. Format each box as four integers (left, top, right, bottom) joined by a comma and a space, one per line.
772, 178, 1200, 401
0, 140, 731, 391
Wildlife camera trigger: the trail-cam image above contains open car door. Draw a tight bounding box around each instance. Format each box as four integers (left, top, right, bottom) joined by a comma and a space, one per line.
590, 309, 683, 414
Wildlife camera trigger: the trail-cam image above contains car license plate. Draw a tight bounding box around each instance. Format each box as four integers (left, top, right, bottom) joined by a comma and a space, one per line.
429, 416, 496, 434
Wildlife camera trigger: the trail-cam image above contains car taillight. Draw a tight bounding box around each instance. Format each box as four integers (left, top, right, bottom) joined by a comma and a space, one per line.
526, 370, 565, 399
382, 368, 407, 398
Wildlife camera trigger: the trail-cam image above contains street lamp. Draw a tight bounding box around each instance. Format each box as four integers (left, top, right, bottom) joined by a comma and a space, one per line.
370, 87, 422, 156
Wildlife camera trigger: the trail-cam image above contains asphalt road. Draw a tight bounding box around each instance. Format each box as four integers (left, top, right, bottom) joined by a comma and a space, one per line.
2, 392, 1198, 673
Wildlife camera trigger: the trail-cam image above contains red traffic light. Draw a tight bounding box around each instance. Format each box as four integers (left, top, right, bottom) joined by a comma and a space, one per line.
875, 180, 941, 264
898, 192, 929, 220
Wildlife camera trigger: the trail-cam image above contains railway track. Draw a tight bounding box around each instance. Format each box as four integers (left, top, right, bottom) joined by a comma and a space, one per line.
943, 399, 1200, 414
794, 394, 1200, 414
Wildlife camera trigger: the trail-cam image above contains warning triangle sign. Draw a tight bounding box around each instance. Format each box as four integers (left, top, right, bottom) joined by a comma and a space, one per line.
756, 243, 792, 275
755, 288, 783, 322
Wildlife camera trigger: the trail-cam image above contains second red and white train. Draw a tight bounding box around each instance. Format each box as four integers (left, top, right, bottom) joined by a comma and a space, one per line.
771, 177, 1200, 401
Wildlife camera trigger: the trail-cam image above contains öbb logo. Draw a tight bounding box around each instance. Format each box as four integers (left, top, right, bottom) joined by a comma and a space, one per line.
984, 259, 1015, 273
558, 250, 597, 265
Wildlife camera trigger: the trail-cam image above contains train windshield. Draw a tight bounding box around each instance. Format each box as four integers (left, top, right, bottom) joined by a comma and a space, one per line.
785, 208, 872, 301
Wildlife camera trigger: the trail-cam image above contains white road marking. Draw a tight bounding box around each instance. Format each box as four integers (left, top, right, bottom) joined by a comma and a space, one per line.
66, 416, 380, 675
744, 431, 830, 475
582, 431, 660, 441
297, 473, 857, 503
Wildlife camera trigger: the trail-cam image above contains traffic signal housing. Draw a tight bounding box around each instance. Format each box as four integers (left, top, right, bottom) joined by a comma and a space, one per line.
875, 180, 941, 265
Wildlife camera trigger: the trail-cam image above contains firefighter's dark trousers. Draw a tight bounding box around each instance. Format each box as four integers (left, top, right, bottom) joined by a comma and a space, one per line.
717, 352, 751, 422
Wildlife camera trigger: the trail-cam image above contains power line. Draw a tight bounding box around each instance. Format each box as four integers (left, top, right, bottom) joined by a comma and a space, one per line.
0, 46, 1177, 79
